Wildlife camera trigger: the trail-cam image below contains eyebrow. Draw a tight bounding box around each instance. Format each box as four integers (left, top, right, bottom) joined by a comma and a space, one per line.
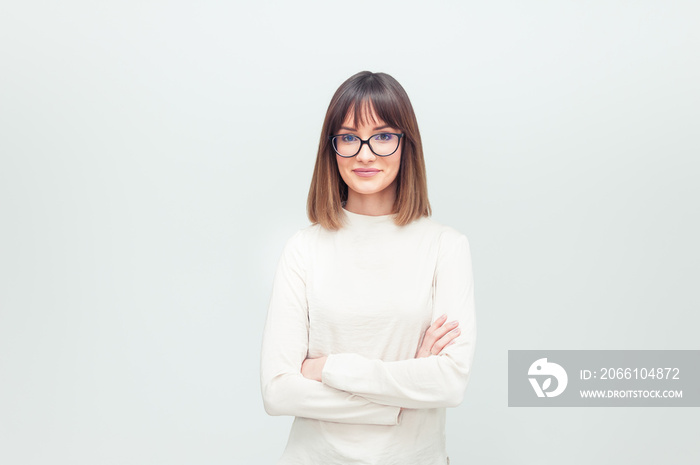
339, 124, 393, 132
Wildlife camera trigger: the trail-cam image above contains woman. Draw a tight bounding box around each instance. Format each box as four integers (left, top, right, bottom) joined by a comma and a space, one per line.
260, 71, 476, 465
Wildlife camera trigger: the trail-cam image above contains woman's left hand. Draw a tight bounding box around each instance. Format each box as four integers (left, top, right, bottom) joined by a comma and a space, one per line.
415, 314, 460, 358
301, 356, 328, 382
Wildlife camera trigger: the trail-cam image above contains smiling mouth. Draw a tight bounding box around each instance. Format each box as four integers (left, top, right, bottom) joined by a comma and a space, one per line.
353, 169, 380, 177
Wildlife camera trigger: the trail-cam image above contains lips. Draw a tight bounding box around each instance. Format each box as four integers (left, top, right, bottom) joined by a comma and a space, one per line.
353, 168, 380, 177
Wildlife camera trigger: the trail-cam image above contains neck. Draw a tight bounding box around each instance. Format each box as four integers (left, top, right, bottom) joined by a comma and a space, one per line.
344, 184, 397, 216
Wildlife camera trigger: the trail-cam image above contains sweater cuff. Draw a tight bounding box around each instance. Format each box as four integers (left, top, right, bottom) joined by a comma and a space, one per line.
321, 353, 362, 392
322, 354, 402, 425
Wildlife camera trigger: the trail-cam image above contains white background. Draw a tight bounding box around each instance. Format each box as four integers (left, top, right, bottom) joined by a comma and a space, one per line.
1, 1, 698, 464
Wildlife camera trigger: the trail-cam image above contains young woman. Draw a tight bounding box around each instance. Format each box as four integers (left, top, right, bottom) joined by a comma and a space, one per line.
260, 71, 476, 465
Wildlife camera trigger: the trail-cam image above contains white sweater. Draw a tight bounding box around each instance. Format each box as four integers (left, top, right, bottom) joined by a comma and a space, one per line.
260, 209, 476, 465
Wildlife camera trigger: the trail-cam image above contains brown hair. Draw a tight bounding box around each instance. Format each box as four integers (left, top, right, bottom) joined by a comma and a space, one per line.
307, 71, 431, 230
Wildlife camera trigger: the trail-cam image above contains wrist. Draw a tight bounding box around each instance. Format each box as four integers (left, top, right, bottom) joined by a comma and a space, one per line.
302, 356, 329, 382
317, 356, 328, 382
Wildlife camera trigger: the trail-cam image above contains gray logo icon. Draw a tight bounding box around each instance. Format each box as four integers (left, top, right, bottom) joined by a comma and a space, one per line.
528, 358, 568, 398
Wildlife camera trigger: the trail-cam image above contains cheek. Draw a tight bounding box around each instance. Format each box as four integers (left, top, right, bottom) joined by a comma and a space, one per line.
388, 153, 402, 179
336, 157, 351, 180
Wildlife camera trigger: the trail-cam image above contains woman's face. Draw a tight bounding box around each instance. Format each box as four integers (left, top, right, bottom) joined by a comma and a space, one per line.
335, 110, 402, 213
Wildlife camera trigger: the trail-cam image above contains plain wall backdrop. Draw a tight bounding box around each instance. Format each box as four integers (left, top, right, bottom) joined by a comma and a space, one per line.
1, 1, 698, 464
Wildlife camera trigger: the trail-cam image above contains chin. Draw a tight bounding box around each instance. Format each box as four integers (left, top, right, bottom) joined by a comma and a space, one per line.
348, 182, 382, 194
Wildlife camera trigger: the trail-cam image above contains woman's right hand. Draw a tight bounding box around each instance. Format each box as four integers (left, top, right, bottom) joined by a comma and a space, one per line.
415, 314, 460, 358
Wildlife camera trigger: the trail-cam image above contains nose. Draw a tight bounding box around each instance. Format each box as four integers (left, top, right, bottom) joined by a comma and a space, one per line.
355, 141, 376, 163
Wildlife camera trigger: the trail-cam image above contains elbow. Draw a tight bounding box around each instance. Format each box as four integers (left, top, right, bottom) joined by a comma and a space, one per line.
261, 380, 285, 417
444, 384, 466, 408
438, 375, 466, 408
261, 373, 298, 417
441, 362, 471, 408
262, 394, 280, 417
263, 402, 283, 417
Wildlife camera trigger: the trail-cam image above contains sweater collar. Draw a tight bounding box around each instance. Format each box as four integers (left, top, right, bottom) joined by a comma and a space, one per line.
342, 207, 396, 227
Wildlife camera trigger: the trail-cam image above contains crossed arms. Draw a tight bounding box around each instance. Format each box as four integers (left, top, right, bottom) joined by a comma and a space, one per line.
260, 231, 476, 425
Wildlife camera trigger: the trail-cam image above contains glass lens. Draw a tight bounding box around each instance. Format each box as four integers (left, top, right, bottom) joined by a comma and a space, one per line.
333, 135, 360, 156
369, 133, 400, 156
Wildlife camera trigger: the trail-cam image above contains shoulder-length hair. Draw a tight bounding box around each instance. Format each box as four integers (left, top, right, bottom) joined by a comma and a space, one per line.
307, 71, 431, 230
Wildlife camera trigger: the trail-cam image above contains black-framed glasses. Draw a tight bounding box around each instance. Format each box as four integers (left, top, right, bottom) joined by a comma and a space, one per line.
329, 132, 404, 158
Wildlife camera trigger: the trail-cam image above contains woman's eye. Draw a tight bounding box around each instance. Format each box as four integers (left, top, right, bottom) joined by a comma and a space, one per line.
340, 135, 358, 143
373, 133, 395, 142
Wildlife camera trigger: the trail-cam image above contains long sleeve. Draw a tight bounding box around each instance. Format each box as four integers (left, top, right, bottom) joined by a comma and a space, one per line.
320, 232, 477, 409
260, 231, 402, 425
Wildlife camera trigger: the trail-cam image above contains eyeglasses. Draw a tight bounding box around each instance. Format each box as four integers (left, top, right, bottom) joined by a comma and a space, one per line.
329, 132, 404, 158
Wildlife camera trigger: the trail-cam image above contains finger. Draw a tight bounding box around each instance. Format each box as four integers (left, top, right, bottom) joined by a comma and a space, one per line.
426, 317, 456, 340
417, 316, 458, 358
429, 319, 459, 342
431, 333, 458, 356
431, 328, 461, 355
429, 314, 448, 332
423, 320, 459, 355
441, 340, 457, 352
421, 315, 449, 348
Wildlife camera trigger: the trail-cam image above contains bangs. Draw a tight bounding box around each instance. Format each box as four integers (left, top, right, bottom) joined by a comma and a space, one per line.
330, 78, 407, 134
342, 99, 401, 131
